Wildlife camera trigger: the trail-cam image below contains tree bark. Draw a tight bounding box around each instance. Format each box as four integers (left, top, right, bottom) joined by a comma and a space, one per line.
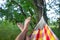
34, 0, 48, 23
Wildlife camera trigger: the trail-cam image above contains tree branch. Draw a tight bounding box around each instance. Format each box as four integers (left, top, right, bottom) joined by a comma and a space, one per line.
11, 0, 26, 16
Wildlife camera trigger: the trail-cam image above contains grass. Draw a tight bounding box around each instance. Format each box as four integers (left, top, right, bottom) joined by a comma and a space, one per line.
48, 25, 60, 40
0, 21, 60, 40
0, 21, 20, 40
52, 28, 60, 40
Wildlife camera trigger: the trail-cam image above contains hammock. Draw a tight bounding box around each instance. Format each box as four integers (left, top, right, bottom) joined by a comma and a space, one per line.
31, 16, 59, 40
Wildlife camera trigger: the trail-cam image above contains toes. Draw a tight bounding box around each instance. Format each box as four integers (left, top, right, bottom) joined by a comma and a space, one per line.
25, 17, 31, 21
27, 17, 31, 20
25, 17, 31, 25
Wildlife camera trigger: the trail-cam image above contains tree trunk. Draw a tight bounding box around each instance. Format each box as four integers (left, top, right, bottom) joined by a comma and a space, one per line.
34, 0, 48, 23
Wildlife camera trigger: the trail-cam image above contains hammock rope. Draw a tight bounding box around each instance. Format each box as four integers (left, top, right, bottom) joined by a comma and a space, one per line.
31, 16, 59, 40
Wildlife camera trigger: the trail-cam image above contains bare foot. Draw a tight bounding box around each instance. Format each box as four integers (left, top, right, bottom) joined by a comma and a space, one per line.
23, 17, 31, 32
17, 23, 24, 32
17, 17, 31, 32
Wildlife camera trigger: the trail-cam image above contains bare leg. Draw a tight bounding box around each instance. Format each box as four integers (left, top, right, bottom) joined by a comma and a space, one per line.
15, 17, 31, 40
26, 35, 31, 40
17, 23, 24, 32
17, 23, 30, 40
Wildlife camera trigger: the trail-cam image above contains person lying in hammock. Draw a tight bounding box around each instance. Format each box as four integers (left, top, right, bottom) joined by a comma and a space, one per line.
15, 17, 31, 40
15, 17, 58, 40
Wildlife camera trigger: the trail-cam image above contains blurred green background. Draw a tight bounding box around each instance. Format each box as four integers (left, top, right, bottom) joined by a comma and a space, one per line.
0, 0, 60, 40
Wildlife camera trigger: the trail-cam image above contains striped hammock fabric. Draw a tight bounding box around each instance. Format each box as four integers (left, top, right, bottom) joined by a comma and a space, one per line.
31, 16, 58, 40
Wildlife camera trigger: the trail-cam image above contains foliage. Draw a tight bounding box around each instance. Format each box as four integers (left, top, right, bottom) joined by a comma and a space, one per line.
46, 0, 60, 28
0, 20, 33, 40
0, 21, 20, 40
0, 0, 60, 40
0, 0, 40, 29
0, 0, 37, 25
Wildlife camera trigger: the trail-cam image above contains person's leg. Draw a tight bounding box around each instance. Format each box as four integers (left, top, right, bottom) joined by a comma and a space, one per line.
17, 23, 24, 32
15, 17, 31, 40
26, 35, 31, 40
17, 23, 31, 40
